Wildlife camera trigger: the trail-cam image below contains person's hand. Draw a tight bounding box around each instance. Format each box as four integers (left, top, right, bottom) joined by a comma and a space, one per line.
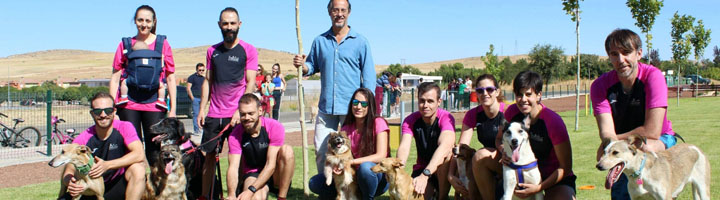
448, 175, 469, 197
230, 110, 241, 127
293, 54, 306, 68
67, 177, 85, 197
500, 153, 512, 165
167, 111, 176, 118
197, 111, 206, 129
237, 190, 254, 200
413, 175, 429, 195
224, 195, 238, 200
514, 183, 542, 198
89, 156, 109, 179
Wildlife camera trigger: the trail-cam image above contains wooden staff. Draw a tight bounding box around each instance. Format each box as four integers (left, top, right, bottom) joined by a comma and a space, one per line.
295, 0, 310, 196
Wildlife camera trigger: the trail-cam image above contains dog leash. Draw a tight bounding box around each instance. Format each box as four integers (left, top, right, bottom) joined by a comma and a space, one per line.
183, 122, 233, 156
507, 160, 538, 189
629, 154, 647, 185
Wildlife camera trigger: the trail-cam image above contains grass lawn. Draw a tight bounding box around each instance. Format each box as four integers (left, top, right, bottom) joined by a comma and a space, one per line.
2, 97, 719, 199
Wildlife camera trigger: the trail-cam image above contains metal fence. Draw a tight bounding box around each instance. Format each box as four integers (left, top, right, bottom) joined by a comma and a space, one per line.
0, 90, 93, 162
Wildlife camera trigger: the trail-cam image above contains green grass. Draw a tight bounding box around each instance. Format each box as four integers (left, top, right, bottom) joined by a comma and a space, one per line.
2, 97, 719, 199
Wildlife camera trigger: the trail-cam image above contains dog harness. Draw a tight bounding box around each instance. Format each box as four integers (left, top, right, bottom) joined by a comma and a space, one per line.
629, 154, 647, 185
507, 160, 538, 189
74, 152, 95, 176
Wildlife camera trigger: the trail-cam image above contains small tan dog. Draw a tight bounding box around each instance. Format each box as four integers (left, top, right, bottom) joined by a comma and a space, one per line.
371, 158, 423, 200
324, 131, 359, 200
48, 144, 105, 200
453, 143, 476, 199
143, 144, 187, 200
597, 135, 710, 200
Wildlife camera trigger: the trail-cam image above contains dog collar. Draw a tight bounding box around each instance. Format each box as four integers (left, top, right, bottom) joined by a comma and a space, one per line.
630, 154, 647, 184
74, 152, 95, 176
507, 160, 538, 188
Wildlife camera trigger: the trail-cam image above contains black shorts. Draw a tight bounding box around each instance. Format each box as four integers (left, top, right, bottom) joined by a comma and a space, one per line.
237, 172, 292, 196
411, 169, 439, 191
550, 174, 577, 194
200, 117, 233, 153
58, 177, 127, 200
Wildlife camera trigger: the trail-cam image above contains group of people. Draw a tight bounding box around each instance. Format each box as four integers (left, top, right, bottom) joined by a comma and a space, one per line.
375, 71, 403, 117
56, 1, 678, 200
447, 76, 474, 111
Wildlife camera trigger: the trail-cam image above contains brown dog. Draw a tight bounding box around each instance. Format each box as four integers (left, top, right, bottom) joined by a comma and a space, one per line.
597, 135, 710, 200
324, 131, 359, 200
371, 158, 424, 200
143, 144, 187, 200
48, 144, 105, 200
453, 143, 476, 199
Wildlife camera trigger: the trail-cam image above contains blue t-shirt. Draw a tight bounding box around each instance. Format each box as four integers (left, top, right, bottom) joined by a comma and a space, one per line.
187, 73, 204, 97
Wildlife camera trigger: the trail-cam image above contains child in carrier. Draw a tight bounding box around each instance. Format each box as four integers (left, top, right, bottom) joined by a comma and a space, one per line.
261, 74, 275, 118
116, 41, 167, 110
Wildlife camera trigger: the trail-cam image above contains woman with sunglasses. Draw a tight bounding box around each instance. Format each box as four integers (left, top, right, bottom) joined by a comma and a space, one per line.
109, 5, 176, 166
447, 74, 506, 199
309, 88, 390, 199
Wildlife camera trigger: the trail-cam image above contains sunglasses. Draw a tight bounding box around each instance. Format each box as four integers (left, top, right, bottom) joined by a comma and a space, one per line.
90, 107, 114, 116
475, 86, 497, 94
351, 99, 369, 107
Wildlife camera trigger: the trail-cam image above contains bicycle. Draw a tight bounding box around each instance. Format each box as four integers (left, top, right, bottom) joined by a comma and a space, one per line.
42, 116, 78, 145
0, 112, 41, 148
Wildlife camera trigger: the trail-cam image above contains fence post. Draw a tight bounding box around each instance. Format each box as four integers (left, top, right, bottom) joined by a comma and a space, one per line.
444, 90, 448, 110
411, 88, 415, 112
386, 90, 391, 118
46, 90, 52, 156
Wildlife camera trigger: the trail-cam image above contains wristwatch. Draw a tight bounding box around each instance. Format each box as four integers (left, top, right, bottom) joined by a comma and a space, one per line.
422, 169, 432, 176
248, 185, 257, 193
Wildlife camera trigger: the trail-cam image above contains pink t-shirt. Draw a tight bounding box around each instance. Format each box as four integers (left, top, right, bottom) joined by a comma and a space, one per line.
227, 117, 284, 174
590, 62, 674, 135
462, 102, 506, 128
73, 120, 140, 147
206, 40, 259, 118
340, 117, 390, 159
112, 37, 175, 112
504, 104, 572, 179
401, 109, 456, 170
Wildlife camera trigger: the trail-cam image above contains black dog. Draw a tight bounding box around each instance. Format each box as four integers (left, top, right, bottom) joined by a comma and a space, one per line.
150, 117, 205, 200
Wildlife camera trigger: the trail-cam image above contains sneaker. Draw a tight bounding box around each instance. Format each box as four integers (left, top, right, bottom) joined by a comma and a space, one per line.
116, 97, 129, 105
155, 100, 168, 110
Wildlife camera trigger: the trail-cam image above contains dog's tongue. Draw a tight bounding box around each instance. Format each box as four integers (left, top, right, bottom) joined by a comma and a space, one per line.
512, 147, 520, 163
605, 163, 624, 189
165, 160, 174, 175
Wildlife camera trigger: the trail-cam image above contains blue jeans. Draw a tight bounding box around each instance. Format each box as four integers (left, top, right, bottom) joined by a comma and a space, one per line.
309, 162, 389, 200
191, 98, 201, 133
611, 133, 677, 200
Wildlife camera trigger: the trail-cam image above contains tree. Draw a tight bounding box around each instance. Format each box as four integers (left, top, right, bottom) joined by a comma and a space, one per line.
670, 12, 695, 105
529, 44, 565, 85
689, 19, 711, 98
627, 0, 664, 50
569, 54, 612, 79
641, 48, 662, 67
713, 45, 720, 66
481, 44, 504, 79
562, 0, 582, 130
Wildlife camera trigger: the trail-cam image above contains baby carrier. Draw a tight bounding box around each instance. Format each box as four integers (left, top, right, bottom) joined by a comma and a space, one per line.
121, 35, 166, 104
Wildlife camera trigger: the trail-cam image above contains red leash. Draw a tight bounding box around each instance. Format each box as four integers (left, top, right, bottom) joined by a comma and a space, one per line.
184, 122, 233, 156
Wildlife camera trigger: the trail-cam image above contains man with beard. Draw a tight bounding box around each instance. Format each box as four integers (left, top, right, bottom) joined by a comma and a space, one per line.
59, 92, 146, 200
226, 94, 294, 200
397, 82, 455, 200
197, 7, 258, 199
591, 29, 677, 200
293, 0, 376, 181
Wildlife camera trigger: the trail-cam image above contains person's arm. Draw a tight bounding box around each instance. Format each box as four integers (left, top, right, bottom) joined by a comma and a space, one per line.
351, 130, 389, 165
423, 130, 454, 175
396, 133, 413, 165
459, 123, 473, 145
245, 70, 256, 94
166, 73, 177, 117
249, 145, 280, 191
360, 41, 376, 91
226, 153, 241, 199
186, 82, 194, 100
280, 74, 287, 92
109, 70, 122, 101
197, 70, 211, 129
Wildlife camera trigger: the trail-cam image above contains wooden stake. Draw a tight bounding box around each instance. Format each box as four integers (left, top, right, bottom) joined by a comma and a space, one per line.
295, 0, 310, 196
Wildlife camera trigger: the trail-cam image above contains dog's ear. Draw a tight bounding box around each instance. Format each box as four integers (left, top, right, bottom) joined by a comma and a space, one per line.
339, 131, 348, 137
627, 135, 647, 154
522, 114, 531, 130
391, 158, 404, 168
77, 145, 89, 154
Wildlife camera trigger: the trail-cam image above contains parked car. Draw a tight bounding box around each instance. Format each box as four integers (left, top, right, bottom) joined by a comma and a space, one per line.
174, 86, 193, 118
686, 74, 710, 85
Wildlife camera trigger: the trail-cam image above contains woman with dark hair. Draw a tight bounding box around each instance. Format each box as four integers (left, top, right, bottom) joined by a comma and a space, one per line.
270, 63, 286, 120
501, 71, 576, 199
109, 5, 177, 165
309, 88, 390, 200
448, 74, 506, 199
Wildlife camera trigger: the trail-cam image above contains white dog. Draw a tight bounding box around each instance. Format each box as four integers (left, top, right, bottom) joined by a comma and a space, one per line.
597, 135, 710, 200
501, 117, 543, 200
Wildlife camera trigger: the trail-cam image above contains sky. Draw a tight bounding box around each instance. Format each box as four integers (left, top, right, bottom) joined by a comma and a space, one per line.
1, 0, 718, 65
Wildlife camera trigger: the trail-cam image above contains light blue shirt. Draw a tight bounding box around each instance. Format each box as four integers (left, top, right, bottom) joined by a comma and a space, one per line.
305, 27, 376, 115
